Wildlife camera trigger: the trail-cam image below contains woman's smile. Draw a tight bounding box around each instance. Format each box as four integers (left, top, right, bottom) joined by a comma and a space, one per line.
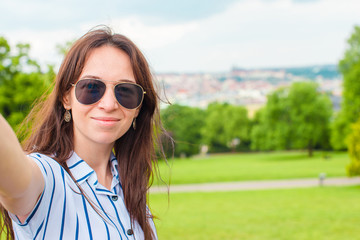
91, 116, 121, 127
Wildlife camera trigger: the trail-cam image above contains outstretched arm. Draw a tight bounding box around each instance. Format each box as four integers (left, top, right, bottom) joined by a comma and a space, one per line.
0, 114, 44, 218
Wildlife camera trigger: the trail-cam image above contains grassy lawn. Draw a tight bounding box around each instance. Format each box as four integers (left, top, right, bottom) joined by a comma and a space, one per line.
150, 186, 360, 240
1, 151, 353, 239
156, 151, 350, 185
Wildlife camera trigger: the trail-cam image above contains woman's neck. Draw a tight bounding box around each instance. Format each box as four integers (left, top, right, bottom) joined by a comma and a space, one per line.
73, 141, 114, 190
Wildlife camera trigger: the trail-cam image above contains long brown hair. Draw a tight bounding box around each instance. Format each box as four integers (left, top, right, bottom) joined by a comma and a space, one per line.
0, 26, 166, 240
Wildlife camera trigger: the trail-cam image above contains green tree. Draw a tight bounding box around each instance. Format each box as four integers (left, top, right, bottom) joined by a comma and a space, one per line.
161, 104, 205, 157
202, 102, 250, 153
287, 82, 332, 156
0, 36, 54, 130
251, 87, 292, 151
250, 108, 267, 151
346, 117, 360, 176
251, 82, 332, 156
201, 102, 230, 153
223, 105, 250, 151
331, 25, 360, 150
56, 39, 75, 56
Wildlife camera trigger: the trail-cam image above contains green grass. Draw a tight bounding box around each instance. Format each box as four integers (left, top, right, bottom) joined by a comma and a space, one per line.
1, 151, 353, 239
150, 186, 360, 240
156, 151, 350, 185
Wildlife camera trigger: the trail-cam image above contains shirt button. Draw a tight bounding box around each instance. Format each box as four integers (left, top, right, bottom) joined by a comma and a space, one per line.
127, 229, 134, 235
111, 195, 118, 201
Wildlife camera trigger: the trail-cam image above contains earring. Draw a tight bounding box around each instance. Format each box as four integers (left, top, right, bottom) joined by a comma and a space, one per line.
64, 109, 72, 122
132, 118, 136, 130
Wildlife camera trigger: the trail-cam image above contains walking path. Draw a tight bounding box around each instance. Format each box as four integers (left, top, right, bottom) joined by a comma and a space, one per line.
150, 177, 360, 193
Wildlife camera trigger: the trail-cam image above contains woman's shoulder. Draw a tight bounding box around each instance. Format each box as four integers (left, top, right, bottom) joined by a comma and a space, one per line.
28, 152, 57, 164
28, 152, 53, 159
27, 152, 64, 175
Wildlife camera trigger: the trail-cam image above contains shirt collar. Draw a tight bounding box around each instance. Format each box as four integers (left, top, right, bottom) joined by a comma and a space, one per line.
66, 151, 120, 189
109, 154, 119, 180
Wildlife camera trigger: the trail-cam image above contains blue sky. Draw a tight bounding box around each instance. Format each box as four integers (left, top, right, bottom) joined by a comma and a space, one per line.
1, 0, 360, 73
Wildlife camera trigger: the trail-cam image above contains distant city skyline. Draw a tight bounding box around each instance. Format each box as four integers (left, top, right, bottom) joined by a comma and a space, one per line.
1, 0, 360, 73
157, 65, 342, 117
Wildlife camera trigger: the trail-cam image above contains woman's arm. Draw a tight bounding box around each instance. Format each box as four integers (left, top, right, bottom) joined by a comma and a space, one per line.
0, 114, 44, 218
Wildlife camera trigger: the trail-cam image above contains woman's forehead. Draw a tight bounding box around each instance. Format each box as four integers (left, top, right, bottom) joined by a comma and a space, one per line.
80, 46, 135, 83
78, 75, 136, 84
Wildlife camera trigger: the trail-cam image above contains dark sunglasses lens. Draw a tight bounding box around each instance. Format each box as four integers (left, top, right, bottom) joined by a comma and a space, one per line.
75, 80, 106, 105
114, 83, 144, 109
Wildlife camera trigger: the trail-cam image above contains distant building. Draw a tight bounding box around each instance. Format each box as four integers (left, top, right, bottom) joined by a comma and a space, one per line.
157, 65, 342, 115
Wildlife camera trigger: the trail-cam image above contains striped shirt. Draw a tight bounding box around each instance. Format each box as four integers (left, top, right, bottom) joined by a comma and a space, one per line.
10, 152, 157, 240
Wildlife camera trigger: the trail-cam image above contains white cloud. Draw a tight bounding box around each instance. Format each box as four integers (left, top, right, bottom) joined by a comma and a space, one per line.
2, 0, 360, 72
145, 0, 360, 71
3, 16, 199, 71
3, 29, 79, 71
81, 16, 199, 49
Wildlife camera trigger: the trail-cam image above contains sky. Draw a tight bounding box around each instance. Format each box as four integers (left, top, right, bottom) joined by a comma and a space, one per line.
1, 0, 360, 73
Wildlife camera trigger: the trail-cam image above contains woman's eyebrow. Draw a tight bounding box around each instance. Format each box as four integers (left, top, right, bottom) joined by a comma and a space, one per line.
81, 75, 101, 80
119, 79, 135, 83
80, 75, 135, 83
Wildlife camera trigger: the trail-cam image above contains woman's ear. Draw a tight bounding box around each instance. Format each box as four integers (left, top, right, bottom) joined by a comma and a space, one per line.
63, 92, 72, 110
134, 108, 140, 118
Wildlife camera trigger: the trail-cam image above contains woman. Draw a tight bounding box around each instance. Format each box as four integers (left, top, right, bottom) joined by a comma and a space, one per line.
0, 26, 165, 239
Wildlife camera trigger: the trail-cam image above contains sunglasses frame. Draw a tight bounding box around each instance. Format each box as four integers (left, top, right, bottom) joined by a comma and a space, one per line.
71, 79, 146, 109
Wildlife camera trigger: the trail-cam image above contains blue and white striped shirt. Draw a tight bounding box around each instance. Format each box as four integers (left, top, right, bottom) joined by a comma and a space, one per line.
10, 152, 157, 240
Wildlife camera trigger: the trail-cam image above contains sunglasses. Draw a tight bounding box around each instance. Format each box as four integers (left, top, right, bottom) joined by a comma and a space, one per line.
71, 79, 146, 109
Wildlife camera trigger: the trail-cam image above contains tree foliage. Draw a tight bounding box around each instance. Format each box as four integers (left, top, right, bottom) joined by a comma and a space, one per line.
331, 25, 360, 150
223, 104, 251, 151
0, 36, 54, 130
251, 88, 292, 151
161, 102, 251, 156
347, 117, 360, 176
56, 39, 75, 56
161, 104, 205, 157
288, 82, 332, 155
201, 102, 250, 153
251, 82, 332, 156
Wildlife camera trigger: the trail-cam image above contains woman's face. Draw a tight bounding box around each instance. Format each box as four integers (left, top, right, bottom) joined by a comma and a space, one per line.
64, 45, 139, 149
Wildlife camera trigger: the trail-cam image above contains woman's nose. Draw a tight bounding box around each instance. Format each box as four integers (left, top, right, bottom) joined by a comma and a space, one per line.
97, 87, 119, 111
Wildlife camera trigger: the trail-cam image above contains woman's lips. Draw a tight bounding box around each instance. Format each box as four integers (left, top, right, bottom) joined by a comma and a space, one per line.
92, 117, 120, 126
